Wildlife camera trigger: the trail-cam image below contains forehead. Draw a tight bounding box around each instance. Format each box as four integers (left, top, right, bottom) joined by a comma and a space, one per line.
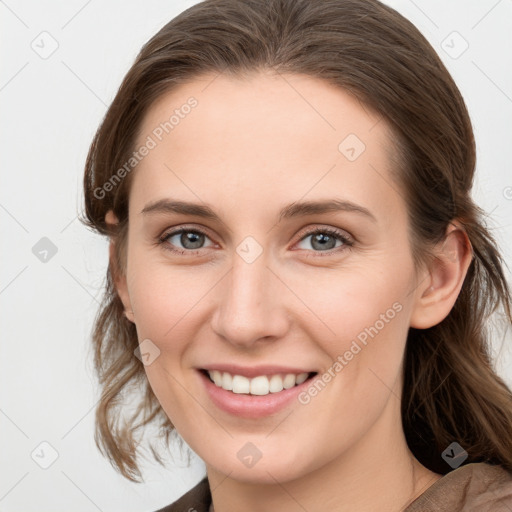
130, 71, 403, 225
137, 70, 386, 153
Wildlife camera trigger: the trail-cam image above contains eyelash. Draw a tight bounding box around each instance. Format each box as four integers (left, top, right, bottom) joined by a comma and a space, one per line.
157, 225, 354, 257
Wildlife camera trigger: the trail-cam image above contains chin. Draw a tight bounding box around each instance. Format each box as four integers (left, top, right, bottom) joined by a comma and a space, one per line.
204, 444, 315, 485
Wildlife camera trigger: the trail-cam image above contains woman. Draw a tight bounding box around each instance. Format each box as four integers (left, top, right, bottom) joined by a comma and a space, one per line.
82, 0, 512, 510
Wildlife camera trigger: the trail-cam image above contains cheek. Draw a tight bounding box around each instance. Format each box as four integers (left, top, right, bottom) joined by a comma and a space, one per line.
130, 282, 177, 342
125, 258, 212, 423
287, 258, 410, 347
285, 258, 412, 408
127, 249, 208, 339
288, 270, 410, 454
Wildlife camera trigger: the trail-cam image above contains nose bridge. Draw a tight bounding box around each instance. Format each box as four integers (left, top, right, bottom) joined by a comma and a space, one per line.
211, 247, 288, 346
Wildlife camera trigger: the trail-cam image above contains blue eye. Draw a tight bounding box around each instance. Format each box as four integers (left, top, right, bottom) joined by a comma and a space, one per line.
296, 228, 353, 254
158, 226, 353, 256
159, 228, 215, 254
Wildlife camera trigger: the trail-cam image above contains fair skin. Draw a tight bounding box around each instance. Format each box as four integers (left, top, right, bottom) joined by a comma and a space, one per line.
106, 71, 472, 512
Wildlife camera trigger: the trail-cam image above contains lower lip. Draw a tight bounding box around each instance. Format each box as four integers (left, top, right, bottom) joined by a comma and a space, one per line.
197, 370, 314, 419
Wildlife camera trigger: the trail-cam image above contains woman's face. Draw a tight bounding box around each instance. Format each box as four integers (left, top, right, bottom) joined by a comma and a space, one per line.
117, 71, 429, 483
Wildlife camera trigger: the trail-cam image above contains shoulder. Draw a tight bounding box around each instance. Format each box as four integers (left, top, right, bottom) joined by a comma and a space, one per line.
153, 476, 211, 512
405, 462, 512, 511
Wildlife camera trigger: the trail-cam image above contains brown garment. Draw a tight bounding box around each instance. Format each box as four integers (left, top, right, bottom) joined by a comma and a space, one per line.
154, 462, 512, 512
405, 462, 512, 511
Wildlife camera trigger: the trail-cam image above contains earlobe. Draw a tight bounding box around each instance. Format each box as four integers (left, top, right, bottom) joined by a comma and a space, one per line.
105, 210, 118, 226
410, 222, 473, 329
105, 210, 135, 324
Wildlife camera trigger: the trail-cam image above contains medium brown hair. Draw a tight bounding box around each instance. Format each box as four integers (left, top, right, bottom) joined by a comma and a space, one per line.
82, 0, 512, 482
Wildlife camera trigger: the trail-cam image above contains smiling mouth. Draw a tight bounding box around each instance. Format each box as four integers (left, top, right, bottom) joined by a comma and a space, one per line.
200, 369, 318, 396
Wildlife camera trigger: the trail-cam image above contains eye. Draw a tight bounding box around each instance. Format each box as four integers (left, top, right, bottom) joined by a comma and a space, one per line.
295, 227, 353, 255
159, 227, 215, 254
157, 225, 353, 257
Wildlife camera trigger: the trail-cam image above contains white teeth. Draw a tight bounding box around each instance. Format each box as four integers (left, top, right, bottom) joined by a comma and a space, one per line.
221, 371, 233, 391
295, 372, 309, 385
269, 374, 284, 393
283, 374, 296, 389
250, 376, 269, 395
212, 370, 223, 387
232, 375, 250, 394
207, 370, 311, 395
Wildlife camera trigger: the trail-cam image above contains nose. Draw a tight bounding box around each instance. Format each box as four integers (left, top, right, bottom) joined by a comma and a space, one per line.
210, 251, 290, 348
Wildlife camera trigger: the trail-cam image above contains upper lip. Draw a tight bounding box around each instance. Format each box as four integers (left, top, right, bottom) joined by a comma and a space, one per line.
199, 364, 316, 379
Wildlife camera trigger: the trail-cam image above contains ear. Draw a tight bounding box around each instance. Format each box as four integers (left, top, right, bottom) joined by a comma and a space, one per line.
105, 210, 135, 323
409, 221, 473, 329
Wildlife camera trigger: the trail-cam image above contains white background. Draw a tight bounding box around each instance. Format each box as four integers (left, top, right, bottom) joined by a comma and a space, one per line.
1, 1, 511, 511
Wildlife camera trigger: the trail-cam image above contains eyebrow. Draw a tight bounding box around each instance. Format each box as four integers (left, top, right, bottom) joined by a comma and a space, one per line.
141, 198, 377, 223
